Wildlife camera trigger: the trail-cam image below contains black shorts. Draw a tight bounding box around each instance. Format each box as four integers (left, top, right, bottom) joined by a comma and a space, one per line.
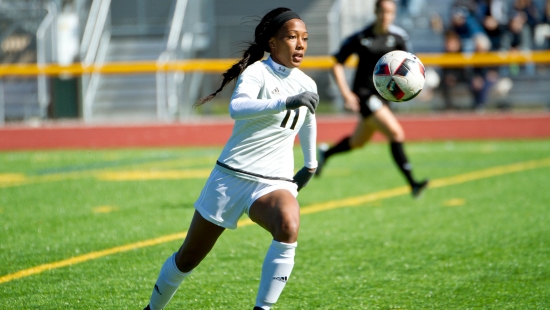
356, 88, 389, 118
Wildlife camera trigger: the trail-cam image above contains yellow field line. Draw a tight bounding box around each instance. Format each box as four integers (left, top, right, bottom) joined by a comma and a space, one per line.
95, 169, 212, 181
0, 172, 85, 188
300, 157, 550, 214
0, 232, 188, 285
429, 157, 550, 188
1, 157, 550, 285
0, 156, 217, 188
0, 168, 211, 188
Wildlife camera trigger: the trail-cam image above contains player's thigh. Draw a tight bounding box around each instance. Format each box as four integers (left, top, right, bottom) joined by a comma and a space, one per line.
350, 117, 376, 148
176, 210, 225, 271
249, 189, 300, 243
369, 105, 405, 142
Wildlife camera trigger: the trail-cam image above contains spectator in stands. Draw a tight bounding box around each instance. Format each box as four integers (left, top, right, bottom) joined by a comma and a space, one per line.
545, 0, 550, 23
476, 0, 509, 51
473, 1, 509, 110
398, 0, 425, 18
505, 0, 546, 51
534, 0, 550, 49
511, 0, 541, 38
440, 29, 467, 110
450, 5, 485, 52
431, 12, 445, 34
453, 0, 479, 14
507, 9, 533, 50
439, 29, 497, 111
470, 34, 499, 110
544, 0, 550, 25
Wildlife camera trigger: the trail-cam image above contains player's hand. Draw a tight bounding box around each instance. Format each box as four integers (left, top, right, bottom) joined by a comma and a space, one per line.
293, 166, 316, 191
343, 91, 360, 112
286, 91, 319, 114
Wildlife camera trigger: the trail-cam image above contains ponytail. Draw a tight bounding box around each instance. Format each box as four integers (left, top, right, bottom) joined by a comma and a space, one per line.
195, 7, 296, 107
194, 43, 264, 107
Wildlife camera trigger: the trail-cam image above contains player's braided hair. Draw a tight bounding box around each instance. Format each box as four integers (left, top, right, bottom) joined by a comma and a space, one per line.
195, 7, 293, 106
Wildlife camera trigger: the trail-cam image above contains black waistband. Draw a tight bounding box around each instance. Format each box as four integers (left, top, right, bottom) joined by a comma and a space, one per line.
216, 161, 294, 183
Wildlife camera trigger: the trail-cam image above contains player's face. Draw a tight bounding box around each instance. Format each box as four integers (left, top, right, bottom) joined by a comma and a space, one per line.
269, 19, 308, 68
445, 35, 461, 52
376, 1, 396, 31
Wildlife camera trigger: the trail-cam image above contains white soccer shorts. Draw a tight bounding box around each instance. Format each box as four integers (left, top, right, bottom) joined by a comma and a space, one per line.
194, 168, 298, 229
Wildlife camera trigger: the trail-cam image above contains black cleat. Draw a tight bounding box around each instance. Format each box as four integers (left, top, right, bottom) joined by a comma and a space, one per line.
315, 143, 329, 177
143, 305, 151, 310
412, 179, 429, 198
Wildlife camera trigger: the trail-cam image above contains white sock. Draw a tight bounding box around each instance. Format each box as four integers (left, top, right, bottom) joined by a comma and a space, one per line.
255, 240, 297, 309
149, 252, 191, 310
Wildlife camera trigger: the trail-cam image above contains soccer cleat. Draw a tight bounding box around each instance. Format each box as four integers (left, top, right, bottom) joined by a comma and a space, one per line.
143, 305, 151, 310
412, 179, 429, 198
315, 143, 329, 177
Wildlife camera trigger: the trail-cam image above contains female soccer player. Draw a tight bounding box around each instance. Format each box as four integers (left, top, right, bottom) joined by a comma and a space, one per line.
143, 7, 319, 310
316, 0, 428, 198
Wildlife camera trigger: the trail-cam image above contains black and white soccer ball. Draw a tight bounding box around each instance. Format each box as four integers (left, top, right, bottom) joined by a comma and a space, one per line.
373, 50, 425, 102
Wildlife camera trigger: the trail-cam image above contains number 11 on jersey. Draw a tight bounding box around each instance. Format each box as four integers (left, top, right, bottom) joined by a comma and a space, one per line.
280, 109, 300, 130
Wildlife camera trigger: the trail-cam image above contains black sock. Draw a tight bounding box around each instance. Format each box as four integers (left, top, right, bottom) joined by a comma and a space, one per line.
325, 137, 352, 160
390, 142, 416, 186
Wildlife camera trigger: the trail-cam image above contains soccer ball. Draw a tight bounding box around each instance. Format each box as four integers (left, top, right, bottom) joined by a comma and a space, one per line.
372, 50, 425, 102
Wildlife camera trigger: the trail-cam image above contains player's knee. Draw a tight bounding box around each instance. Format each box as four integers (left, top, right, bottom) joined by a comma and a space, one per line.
391, 128, 405, 142
272, 217, 300, 243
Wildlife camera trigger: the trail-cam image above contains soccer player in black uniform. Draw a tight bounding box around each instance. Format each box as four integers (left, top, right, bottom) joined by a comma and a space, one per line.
316, 0, 428, 197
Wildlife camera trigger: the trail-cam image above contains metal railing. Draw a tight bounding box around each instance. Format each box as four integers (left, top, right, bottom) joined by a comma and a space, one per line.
327, 0, 375, 53
2, 51, 550, 76
36, 1, 58, 119
327, 0, 341, 55
1, 51, 549, 124
156, 0, 212, 121
156, 0, 190, 121
80, 0, 112, 122
80, 0, 102, 60
0, 80, 4, 126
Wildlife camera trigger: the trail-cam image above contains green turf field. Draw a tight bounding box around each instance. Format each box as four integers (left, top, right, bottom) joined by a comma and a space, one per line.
1, 140, 549, 309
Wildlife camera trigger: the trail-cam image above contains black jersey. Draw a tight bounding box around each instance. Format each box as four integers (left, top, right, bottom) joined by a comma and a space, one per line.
333, 24, 411, 94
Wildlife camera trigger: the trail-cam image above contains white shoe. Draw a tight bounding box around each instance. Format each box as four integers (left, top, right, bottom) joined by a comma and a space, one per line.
315, 143, 329, 177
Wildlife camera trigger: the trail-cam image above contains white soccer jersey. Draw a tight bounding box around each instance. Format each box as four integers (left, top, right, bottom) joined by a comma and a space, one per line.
215, 56, 318, 183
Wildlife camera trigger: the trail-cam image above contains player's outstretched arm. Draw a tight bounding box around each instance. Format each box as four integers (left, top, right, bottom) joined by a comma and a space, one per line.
296, 106, 317, 191
332, 63, 360, 112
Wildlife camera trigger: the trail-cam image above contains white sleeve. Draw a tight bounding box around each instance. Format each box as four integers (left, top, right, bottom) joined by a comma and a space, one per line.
229, 95, 286, 120
298, 111, 317, 169
228, 66, 287, 120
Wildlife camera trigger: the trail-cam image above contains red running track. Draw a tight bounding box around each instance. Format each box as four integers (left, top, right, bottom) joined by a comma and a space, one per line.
1, 113, 549, 151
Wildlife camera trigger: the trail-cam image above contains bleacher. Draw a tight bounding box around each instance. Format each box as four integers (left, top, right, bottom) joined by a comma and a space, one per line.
0, 0, 549, 123
395, 0, 550, 111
